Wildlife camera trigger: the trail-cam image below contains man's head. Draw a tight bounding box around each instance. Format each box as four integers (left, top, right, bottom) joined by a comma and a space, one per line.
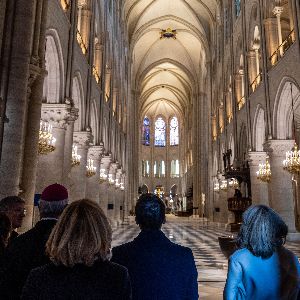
39, 184, 68, 219
135, 193, 166, 230
0, 196, 26, 229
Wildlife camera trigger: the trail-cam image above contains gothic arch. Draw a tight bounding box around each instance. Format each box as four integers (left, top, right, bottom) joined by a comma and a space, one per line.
253, 105, 266, 151
72, 72, 85, 131
273, 77, 300, 139
43, 29, 64, 103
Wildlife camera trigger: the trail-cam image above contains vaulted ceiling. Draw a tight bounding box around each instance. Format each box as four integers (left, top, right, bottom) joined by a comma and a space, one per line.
123, 0, 219, 120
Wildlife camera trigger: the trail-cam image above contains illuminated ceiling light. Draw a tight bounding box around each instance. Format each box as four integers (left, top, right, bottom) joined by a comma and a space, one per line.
160, 28, 177, 39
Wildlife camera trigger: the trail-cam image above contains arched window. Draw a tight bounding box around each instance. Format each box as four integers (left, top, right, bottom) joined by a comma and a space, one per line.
171, 160, 180, 178
235, 0, 241, 17
155, 117, 166, 147
142, 116, 150, 146
160, 161, 165, 177
170, 116, 179, 145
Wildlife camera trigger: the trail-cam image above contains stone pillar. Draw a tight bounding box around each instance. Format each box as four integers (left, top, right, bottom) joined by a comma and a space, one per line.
264, 140, 300, 238
19, 72, 45, 231
94, 39, 103, 78
248, 50, 257, 91
99, 154, 112, 214
35, 104, 75, 193
108, 162, 119, 224
80, 7, 91, 52
69, 131, 92, 201
264, 18, 280, 64
273, 6, 284, 55
0, 0, 37, 198
248, 151, 269, 205
105, 67, 112, 100
85, 145, 103, 203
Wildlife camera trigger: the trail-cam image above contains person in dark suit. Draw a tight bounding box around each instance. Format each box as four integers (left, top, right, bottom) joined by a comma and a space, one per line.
21, 199, 131, 300
224, 205, 300, 300
0, 196, 26, 244
0, 183, 69, 299
0, 213, 11, 261
111, 193, 198, 300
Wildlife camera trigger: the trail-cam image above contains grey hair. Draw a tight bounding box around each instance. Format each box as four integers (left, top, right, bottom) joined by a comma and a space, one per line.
39, 200, 67, 217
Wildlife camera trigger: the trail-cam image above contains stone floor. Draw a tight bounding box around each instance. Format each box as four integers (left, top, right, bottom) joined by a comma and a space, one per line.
112, 215, 300, 300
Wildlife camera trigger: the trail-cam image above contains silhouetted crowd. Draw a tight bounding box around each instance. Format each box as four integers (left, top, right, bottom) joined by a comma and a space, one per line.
0, 184, 299, 299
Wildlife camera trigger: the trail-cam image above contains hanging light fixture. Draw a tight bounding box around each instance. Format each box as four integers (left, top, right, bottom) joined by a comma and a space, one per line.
213, 182, 220, 192
71, 144, 81, 167
99, 168, 108, 183
115, 178, 120, 189
228, 178, 239, 188
283, 83, 300, 175
120, 182, 125, 191
38, 121, 56, 155
86, 159, 96, 177
257, 156, 271, 182
108, 173, 115, 185
220, 180, 228, 191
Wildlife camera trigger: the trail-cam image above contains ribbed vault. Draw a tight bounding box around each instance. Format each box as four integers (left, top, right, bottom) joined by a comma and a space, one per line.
123, 0, 218, 118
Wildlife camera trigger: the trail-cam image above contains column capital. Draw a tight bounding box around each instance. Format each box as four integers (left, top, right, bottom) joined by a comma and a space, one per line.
264, 139, 295, 156
100, 153, 112, 168
247, 151, 268, 166
73, 131, 93, 147
88, 145, 104, 160
273, 6, 284, 17
41, 103, 78, 129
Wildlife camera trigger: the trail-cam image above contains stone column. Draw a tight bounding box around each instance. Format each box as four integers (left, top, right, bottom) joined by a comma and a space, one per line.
273, 6, 284, 55
94, 39, 103, 78
80, 6, 91, 52
107, 162, 119, 224
0, 0, 37, 198
99, 154, 112, 214
85, 144, 103, 203
264, 140, 300, 238
264, 18, 280, 64
105, 67, 112, 100
35, 104, 75, 193
63, 110, 79, 190
248, 50, 257, 91
69, 131, 92, 201
248, 151, 269, 205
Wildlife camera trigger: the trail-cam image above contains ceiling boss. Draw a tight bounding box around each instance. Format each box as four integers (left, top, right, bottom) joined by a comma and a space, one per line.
160, 28, 177, 39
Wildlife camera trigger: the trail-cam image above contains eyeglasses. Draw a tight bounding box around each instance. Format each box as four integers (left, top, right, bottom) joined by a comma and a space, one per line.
10, 208, 27, 215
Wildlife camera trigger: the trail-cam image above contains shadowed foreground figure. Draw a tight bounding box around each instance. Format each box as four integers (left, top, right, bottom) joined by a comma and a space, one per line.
112, 193, 198, 300
224, 205, 300, 300
21, 199, 131, 300
0, 183, 69, 299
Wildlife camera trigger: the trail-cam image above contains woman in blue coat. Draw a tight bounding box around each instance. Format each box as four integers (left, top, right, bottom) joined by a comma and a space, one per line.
224, 205, 300, 300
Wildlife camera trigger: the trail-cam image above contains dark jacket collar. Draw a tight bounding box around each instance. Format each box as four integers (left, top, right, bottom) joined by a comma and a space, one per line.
134, 229, 170, 245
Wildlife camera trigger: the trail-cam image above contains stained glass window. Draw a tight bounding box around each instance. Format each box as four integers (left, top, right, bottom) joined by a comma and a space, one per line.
142, 116, 150, 146
155, 117, 166, 147
235, 0, 241, 17
170, 116, 179, 145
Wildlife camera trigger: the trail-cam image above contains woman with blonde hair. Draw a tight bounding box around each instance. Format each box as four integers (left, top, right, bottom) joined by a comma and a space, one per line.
21, 199, 131, 299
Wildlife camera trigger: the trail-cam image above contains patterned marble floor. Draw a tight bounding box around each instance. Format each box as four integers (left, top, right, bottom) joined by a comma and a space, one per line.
112, 215, 300, 300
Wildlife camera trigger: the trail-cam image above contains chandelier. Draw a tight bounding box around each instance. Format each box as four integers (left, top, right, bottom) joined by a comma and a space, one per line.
228, 178, 239, 188
283, 83, 300, 175
220, 180, 228, 191
108, 173, 115, 185
257, 157, 272, 182
38, 121, 56, 155
99, 168, 108, 183
115, 178, 120, 189
120, 182, 124, 191
71, 144, 81, 167
213, 182, 220, 192
283, 143, 300, 175
86, 159, 96, 177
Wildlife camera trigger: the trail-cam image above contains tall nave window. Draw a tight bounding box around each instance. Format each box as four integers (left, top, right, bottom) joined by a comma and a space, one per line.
154, 117, 166, 147
142, 116, 150, 146
170, 116, 179, 146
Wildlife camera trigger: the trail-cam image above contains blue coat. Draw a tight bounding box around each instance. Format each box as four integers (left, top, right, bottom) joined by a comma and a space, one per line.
111, 229, 198, 300
224, 247, 300, 300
